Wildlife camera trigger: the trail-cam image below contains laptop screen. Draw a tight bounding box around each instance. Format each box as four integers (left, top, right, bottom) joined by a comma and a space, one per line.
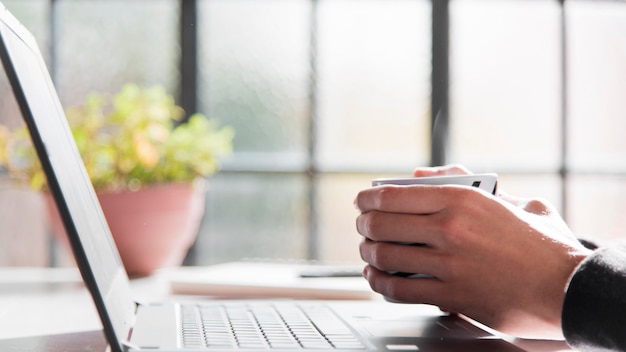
0, 4, 134, 349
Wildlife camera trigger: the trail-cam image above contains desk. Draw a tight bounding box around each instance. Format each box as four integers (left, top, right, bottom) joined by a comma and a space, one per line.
0, 267, 573, 352
0, 267, 169, 351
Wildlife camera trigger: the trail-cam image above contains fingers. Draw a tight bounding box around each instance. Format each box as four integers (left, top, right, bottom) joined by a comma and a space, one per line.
355, 185, 492, 247
359, 238, 447, 278
356, 210, 449, 247
362, 265, 447, 306
413, 164, 471, 177
354, 165, 588, 338
355, 183, 467, 214
355, 163, 474, 214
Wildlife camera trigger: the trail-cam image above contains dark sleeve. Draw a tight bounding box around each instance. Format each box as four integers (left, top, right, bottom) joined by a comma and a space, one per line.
562, 246, 626, 351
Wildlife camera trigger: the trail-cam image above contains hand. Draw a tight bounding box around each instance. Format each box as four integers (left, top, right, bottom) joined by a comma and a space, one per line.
355, 165, 592, 339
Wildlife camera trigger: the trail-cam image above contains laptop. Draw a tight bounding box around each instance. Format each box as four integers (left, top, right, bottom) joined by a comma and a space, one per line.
0, 4, 523, 352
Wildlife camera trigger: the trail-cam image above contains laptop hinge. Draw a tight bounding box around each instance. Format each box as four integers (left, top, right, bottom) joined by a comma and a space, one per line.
121, 341, 142, 352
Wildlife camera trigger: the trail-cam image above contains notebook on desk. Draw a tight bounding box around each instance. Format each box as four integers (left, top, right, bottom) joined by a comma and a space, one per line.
0, 4, 523, 351
168, 260, 374, 300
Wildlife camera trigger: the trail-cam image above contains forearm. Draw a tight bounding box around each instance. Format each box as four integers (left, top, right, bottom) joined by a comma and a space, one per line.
563, 246, 626, 351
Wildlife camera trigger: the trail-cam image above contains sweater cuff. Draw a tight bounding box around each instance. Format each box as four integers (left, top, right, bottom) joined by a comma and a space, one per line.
562, 246, 626, 351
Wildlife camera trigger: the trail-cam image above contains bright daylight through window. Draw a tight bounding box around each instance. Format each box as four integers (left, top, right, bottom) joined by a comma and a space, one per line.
0, 0, 625, 267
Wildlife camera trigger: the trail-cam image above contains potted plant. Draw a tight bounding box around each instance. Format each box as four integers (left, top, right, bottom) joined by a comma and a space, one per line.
0, 84, 234, 276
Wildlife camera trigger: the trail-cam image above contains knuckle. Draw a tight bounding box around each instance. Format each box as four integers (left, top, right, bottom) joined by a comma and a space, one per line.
451, 185, 480, 205
434, 213, 464, 246
387, 280, 426, 304
368, 243, 393, 270
434, 187, 486, 247
358, 211, 386, 240
376, 186, 400, 209
384, 283, 407, 301
524, 198, 551, 215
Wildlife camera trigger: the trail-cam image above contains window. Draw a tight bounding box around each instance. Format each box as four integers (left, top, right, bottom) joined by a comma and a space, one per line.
449, 0, 565, 214
565, 0, 626, 240
195, 0, 431, 264
1, 0, 626, 267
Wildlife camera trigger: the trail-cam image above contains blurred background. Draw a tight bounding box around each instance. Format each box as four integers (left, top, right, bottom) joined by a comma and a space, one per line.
1, 0, 625, 267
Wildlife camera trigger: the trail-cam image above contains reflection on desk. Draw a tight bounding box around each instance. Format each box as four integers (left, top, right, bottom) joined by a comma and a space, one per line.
0, 268, 97, 339
0, 330, 106, 352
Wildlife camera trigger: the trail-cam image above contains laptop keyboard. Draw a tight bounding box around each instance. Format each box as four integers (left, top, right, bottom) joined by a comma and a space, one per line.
180, 303, 366, 350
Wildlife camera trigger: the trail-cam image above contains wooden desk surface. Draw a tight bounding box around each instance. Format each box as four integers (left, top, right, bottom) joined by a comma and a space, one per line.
0, 267, 574, 352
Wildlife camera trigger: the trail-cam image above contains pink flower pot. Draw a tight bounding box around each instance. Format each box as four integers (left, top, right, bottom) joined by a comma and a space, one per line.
45, 182, 205, 277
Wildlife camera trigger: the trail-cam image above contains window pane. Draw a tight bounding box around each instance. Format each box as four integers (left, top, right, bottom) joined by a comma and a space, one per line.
195, 173, 309, 264
317, 0, 431, 172
198, 0, 311, 168
568, 175, 626, 242
1, 2, 51, 266
2, 0, 48, 45
317, 174, 373, 263
54, 0, 180, 106
567, 1, 626, 172
450, 0, 561, 171
2, 1, 49, 127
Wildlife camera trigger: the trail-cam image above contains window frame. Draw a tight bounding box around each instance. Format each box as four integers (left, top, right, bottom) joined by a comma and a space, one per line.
41, 0, 622, 264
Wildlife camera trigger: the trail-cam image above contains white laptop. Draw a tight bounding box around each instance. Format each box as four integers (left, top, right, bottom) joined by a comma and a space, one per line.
0, 4, 524, 352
